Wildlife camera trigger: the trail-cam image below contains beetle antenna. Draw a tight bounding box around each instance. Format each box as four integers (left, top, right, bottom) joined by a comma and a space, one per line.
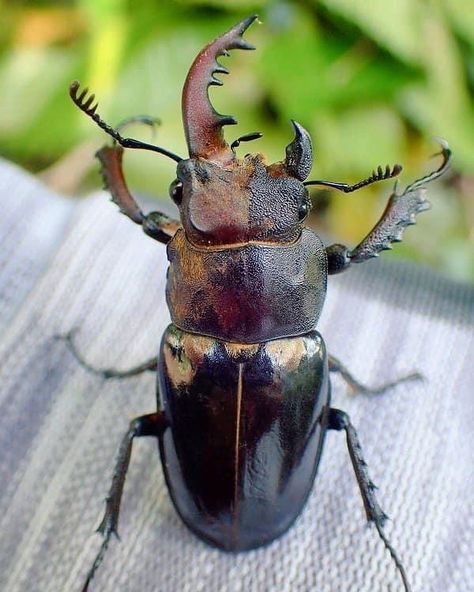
69, 81, 183, 163
304, 163, 402, 192
404, 139, 451, 193
231, 132, 263, 151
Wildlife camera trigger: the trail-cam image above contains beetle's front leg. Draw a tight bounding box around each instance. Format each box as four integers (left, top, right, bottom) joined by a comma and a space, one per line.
327, 408, 411, 592
97, 144, 180, 244
328, 354, 421, 395
81, 412, 167, 592
326, 141, 451, 274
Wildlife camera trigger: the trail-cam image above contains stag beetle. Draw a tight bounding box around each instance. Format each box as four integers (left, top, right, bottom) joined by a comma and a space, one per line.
66, 15, 451, 592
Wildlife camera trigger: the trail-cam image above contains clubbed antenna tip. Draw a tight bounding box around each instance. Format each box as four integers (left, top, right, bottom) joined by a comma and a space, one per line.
69, 80, 183, 163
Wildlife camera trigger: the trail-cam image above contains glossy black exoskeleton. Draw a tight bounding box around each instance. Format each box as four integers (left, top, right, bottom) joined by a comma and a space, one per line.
65, 15, 451, 592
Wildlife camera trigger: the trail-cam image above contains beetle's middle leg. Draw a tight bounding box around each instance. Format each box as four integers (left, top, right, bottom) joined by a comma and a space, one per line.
81, 411, 167, 592
327, 407, 411, 592
57, 330, 158, 379
328, 353, 421, 396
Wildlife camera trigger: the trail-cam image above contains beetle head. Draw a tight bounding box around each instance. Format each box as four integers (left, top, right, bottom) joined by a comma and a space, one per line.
178, 16, 313, 247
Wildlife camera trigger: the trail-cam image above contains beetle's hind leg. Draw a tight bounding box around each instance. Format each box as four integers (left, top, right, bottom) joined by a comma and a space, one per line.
327, 408, 411, 592
81, 412, 167, 592
56, 329, 158, 379
328, 353, 421, 396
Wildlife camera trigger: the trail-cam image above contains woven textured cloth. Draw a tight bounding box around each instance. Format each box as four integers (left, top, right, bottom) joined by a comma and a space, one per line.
0, 158, 473, 592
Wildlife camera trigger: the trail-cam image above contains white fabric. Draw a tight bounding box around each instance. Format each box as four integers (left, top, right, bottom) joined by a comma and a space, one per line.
0, 158, 473, 592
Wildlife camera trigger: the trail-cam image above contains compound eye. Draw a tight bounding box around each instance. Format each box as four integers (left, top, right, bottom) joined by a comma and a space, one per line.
169, 179, 183, 205
298, 199, 310, 221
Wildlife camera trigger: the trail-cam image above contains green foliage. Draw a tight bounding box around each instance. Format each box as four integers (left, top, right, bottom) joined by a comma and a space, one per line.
0, 0, 472, 280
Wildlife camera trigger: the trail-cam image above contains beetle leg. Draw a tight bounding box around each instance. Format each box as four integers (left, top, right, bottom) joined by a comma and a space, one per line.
81, 412, 167, 592
329, 142, 451, 268
325, 141, 451, 272
327, 408, 411, 592
97, 144, 181, 244
328, 354, 421, 396
56, 330, 158, 379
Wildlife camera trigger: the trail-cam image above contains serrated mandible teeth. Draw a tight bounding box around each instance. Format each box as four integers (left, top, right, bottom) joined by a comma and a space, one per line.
182, 15, 258, 164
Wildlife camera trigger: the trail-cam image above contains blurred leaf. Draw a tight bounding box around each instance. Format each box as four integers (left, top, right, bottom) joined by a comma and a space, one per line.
312, 105, 404, 177
259, 13, 347, 120
79, 0, 128, 23
259, 7, 416, 124
318, 0, 424, 63
399, 7, 474, 171
14, 8, 84, 47
176, 0, 265, 7
443, 0, 474, 48
77, 0, 129, 96
0, 47, 76, 139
